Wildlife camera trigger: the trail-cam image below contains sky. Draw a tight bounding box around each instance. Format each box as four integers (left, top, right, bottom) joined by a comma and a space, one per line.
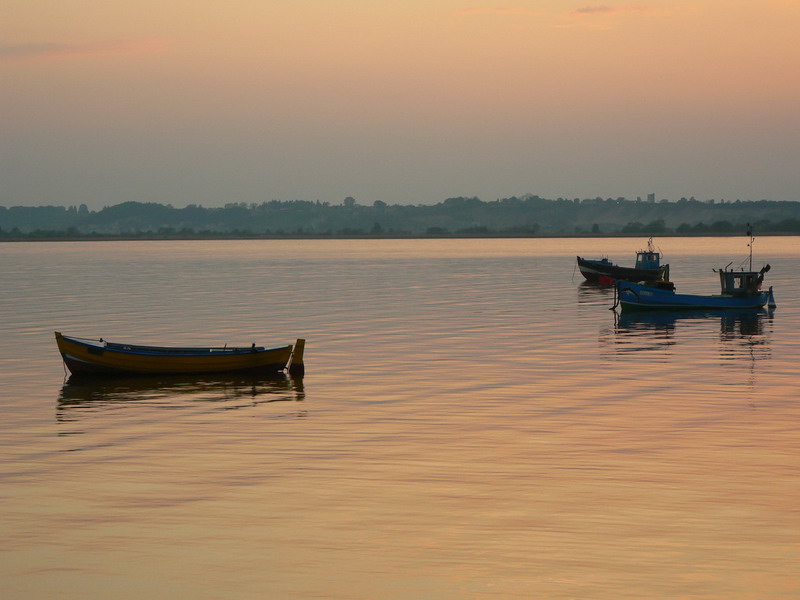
2, 1, 799, 209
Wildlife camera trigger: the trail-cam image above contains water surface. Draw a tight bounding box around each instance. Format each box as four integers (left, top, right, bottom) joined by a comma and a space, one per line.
1, 237, 798, 599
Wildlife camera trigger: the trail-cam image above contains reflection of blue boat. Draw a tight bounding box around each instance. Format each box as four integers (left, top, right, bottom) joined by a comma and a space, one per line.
617, 308, 767, 334
577, 238, 669, 285
611, 306, 772, 359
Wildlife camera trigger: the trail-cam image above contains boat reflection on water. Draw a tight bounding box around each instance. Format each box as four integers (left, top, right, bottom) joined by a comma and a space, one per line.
617, 308, 771, 336
57, 373, 305, 420
577, 281, 614, 305
610, 308, 774, 359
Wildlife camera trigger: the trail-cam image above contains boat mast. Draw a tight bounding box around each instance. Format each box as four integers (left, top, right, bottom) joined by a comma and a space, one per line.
747, 223, 754, 271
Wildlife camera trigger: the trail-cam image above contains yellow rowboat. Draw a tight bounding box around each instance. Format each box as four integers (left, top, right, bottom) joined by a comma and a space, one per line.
55, 332, 305, 377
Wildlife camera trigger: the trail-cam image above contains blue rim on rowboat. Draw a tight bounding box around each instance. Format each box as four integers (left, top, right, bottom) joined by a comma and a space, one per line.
55, 332, 305, 377
577, 238, 670, 285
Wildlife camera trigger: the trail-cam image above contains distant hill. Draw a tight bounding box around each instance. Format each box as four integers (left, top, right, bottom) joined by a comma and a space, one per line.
2, 196, 799, 238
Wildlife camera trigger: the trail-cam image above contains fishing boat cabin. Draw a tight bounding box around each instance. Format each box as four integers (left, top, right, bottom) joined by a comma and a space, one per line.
715, 264, 770, 297
634, 248, 662, 271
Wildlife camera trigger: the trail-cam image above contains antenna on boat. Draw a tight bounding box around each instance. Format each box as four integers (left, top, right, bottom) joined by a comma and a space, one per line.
747, 223, 754, 271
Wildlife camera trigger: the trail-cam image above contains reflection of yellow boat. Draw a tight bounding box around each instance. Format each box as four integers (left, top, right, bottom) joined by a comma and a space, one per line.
55, 332, 305, 377
59, 372, 305, 407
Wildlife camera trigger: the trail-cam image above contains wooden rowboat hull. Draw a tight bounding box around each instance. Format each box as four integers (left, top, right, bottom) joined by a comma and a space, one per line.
55, 332, 304, 377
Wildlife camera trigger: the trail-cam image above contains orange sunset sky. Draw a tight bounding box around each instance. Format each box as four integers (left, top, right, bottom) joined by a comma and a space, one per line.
2, 1, 799, 209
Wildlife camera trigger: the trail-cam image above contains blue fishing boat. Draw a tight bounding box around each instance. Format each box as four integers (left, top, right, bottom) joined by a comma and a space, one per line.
614, 227, 776, 311
577, 238, 669, 285
615, 271, 775, 311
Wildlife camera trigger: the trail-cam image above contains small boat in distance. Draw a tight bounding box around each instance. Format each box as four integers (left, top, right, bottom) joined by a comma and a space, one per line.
55, 332, 305, 377
614, 226, 776, 311
577, 238, 669, 285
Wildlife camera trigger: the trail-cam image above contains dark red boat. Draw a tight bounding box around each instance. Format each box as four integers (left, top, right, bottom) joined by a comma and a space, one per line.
577, 238, 669, 285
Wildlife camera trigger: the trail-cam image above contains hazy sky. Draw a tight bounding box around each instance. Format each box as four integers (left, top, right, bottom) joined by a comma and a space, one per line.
2, 1, 799, 209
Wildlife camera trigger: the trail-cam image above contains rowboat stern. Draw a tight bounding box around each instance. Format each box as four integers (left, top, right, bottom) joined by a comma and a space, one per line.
287, 339, 305, 377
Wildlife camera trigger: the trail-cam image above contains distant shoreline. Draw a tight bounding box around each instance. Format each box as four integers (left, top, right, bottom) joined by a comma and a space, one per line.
2, 232, 798, 242
4, 198, 798, 240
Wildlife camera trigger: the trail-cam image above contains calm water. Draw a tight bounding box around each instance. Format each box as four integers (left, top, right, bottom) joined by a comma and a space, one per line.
1, 237, 798, 599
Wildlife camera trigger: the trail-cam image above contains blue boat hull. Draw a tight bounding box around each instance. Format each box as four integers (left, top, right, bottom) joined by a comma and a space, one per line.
617, 281, 772, 311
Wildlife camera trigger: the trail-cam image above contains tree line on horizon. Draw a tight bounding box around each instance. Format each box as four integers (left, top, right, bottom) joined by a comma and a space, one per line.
2, 195, 800, 239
